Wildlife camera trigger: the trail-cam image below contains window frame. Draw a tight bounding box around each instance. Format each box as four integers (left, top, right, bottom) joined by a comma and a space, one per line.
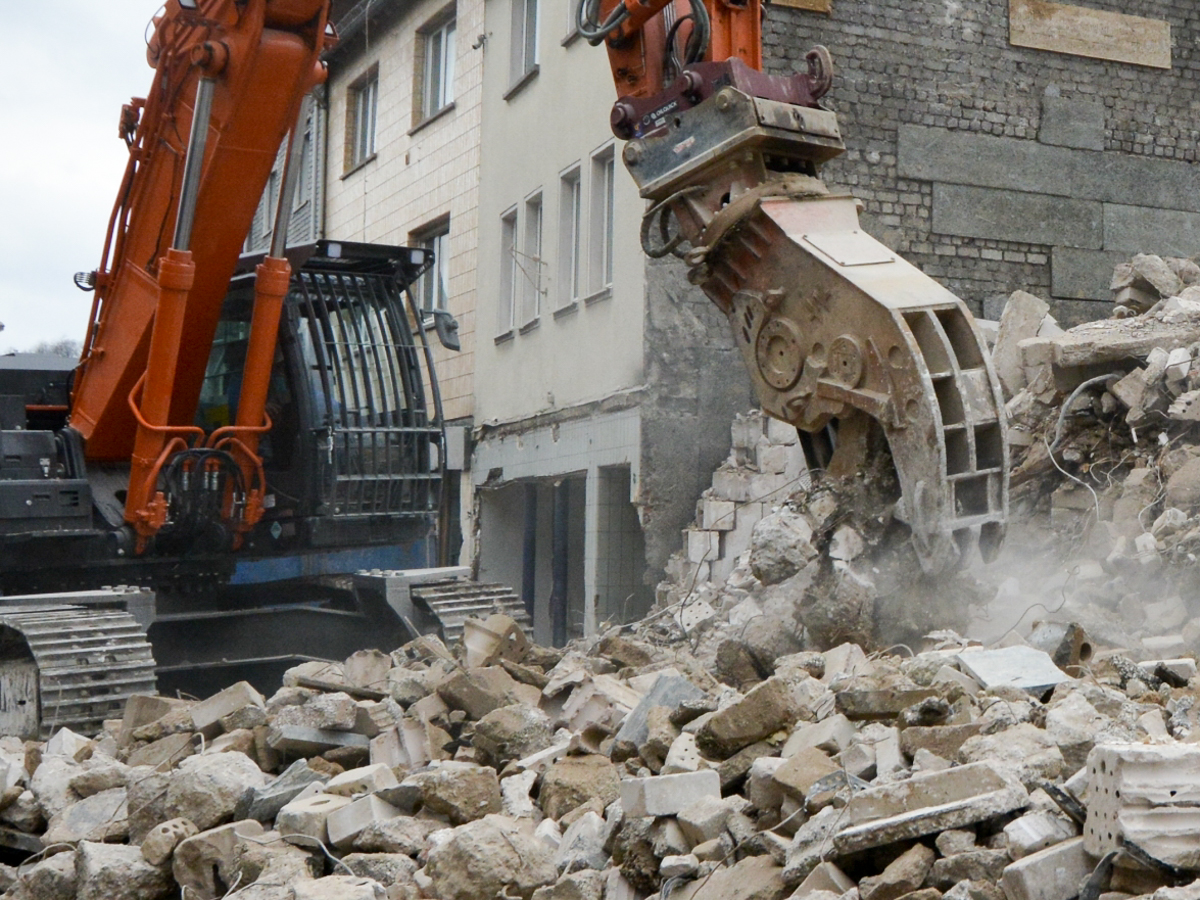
346, 66, 379, 173
557, 165, 582, 310
520, 191, 544, 327
417, 11, 456, 125
587, 143, 615, 297
412, 216, 452, 319
498, 206, 519, 338
508, 0, 539, 92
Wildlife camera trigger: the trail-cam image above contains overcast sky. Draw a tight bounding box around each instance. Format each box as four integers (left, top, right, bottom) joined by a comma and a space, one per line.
0, 2, 162, 352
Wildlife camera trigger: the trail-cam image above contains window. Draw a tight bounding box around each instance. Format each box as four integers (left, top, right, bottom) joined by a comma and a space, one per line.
499, 207, 518, 334
413, 219, 451, 315
420, 16, 456, 121
557, 167, 581, 307
510, 0, 538, 86
589, 146, 615, 293
347, 68, 378, 170
521, 193, 544, 324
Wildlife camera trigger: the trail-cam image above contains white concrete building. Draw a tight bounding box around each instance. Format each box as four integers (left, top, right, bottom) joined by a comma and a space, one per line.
472, 0, 752, 645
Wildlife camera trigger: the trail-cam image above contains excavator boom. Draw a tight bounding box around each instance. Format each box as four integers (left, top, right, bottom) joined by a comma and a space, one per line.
582, 0, 1009, 571
69, 0, 333, 548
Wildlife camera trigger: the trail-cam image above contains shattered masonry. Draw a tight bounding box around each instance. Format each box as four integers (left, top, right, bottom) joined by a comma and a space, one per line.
8, 252, 1200, 899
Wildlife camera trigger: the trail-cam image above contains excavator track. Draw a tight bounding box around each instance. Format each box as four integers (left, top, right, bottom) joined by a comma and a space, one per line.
0, 605, 156, 739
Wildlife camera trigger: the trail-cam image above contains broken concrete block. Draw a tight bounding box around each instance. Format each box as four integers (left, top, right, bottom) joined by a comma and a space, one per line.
45, 727, 92, 760
678, 795, 736, 846
662, 732, 704, 775
832, 762, 1029, 854
277, 793, 353, 844
324, 763, 399, 798
859, 843, 936, 900
77, 840, 174, 900
559, 674, 643, 733
291, 876, 386, 900
620, 769, 721, 818
326, 794, 403, 849
772, 747, 840, 803
994, 291, 1051, 398
140, 816, 199, 866
42, 786, 128, 846
956, 647, 1073, 695
701, 497, 737, 531
1004, 811, 1077, 859
998, 837, 1091, 900
234, 758, 328, 823
462, 615, 530, 669
425, 814, 557, 900
673, 855, 787, 900
172, 819, 265, 900
749, 509, 817, 585
796, 861, 856, 895
127, 731, 198, 769
555, 810, 609, 873
1085, 743, 1200, 869
190, 681, 265, 738
401, 759, 502, 825
163, 751, 268, 831
685, 528, 721, 563
438, 666, 522, 720
697, 674, 818, 758
540, 754, 621, 821
929, 848, 1011, 889
959, 723, 1065, 788
343, 648, 393, 691
747, 756, 788, 811
782, 714, 857, 758
266, 725, 371, 757
473, 703, 554, 769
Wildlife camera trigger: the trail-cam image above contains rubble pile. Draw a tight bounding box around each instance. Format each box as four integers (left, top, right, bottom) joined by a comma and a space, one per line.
0, 607, 1199, 900
5, 253, 1200, 899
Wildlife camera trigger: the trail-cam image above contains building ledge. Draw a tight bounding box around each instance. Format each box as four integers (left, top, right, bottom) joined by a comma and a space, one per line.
583, 286, 612, 305
494, 329, 515, 346
504, 66, 539, 101
518, 317, 541, 335
553, 301, 579, 320
341, 153, 377, 180
408, 102, 456, 137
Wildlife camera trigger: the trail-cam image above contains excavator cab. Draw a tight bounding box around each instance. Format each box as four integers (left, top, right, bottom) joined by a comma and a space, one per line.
0, 240, 450, 593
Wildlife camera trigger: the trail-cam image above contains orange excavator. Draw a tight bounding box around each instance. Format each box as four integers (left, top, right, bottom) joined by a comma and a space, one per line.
0, 0, 508, 728
581, 0, 1009, 572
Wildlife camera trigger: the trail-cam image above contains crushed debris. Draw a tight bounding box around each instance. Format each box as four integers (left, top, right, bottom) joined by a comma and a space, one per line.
7, 252, 1200, 900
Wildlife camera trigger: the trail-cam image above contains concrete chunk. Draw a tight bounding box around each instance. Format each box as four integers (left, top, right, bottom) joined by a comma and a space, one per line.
1005, 811, 1078, 859
956, 647, 1072, 694
190, 681, 265, 738
326, 794, 402, 849
998, 837, 1091, 900
620, 769, 721, 818
1085, 743, 1200, 869
832, 762, 1029, 854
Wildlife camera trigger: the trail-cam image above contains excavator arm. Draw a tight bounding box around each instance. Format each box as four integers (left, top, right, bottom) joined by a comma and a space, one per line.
582, 0, 1008, 571
69, 0, 333, 551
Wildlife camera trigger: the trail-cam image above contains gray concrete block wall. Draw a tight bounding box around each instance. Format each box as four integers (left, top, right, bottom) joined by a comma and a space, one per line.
639, 256, 756, 578
763, 0, 1200, 324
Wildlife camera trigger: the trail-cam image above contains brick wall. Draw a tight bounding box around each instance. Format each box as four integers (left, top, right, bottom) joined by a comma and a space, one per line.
764, 0, 1200, 323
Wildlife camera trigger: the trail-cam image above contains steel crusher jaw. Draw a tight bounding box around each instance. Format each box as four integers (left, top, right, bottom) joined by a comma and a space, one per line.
699, 192, 1010, 574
